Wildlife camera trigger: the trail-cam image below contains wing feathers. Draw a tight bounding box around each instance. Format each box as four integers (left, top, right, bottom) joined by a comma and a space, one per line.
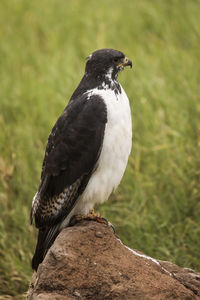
32, 223, 60, 270
32, 94, 107, 228
34, 176, 83, 227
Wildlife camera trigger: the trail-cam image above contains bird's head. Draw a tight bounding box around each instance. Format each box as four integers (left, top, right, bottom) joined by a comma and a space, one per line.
85, 48, 132, 80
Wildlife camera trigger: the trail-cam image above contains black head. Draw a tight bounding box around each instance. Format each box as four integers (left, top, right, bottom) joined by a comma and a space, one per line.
85, 48, 132, 80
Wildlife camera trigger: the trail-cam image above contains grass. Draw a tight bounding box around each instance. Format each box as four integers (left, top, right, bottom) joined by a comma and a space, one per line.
0, 0, 200, 297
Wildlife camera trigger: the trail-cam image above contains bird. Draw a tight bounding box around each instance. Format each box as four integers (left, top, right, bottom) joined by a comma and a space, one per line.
31, 48, 132, 271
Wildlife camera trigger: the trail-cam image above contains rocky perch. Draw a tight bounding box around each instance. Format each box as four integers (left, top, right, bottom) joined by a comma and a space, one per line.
27, 220, 200, 300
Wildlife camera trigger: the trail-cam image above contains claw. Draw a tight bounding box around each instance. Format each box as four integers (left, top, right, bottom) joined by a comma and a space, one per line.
101, 217, 115, 233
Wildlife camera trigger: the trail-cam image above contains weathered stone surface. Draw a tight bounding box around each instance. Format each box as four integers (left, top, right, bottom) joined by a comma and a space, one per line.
27, 221, 200, 300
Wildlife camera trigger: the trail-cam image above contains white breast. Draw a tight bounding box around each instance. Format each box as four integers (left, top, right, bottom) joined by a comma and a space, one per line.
60, 84, 132, 228
77, 85, 132, 213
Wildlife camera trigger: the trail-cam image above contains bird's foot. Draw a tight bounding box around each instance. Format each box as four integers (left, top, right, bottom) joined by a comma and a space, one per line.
88, 208, 100, 218
69, 209, 115, 232
69, 209, 106, 225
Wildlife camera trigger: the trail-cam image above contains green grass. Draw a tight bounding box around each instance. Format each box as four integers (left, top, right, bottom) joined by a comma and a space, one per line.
0, 0, 200, 297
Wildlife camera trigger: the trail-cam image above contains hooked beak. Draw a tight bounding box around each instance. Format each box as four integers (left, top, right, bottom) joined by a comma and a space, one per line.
117, 56, 132, 69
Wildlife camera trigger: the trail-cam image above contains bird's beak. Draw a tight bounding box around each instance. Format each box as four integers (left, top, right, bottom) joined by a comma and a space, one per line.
117, 57, 132, 69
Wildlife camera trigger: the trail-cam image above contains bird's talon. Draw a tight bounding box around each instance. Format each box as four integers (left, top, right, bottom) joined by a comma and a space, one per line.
100, 217, 109, 225
69, 214, 115, 233
109, 222, 115, 233
96, 217, 115, 233
69, 214, 85, 226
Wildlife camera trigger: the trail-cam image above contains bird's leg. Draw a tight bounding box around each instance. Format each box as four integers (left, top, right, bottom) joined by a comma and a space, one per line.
83, 208, 110, 224
87, 208, 100, 219
87, 209, 115, 232
69, 208, 115, 232
69, 208, 104, 225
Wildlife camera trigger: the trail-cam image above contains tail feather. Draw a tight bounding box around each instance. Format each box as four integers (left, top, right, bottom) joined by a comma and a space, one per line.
32, 223, 60, 271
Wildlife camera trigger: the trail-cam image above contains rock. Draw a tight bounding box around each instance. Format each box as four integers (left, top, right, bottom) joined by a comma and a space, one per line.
27, 221, 200, 300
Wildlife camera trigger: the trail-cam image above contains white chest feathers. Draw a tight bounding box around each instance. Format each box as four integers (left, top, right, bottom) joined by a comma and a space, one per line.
79, 84, 132, 212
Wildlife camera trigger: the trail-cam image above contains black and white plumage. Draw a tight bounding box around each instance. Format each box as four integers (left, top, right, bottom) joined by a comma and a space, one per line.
31, 48, 132, 270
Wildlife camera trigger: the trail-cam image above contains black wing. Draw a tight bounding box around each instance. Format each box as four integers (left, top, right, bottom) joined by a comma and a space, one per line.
31, 93, 107, 228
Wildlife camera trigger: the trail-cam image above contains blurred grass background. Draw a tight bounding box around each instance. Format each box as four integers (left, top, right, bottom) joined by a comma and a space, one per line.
0, 0, 200, 298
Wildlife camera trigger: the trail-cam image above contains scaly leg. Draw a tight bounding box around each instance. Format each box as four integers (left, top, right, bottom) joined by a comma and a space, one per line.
69, 208, 115, 232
